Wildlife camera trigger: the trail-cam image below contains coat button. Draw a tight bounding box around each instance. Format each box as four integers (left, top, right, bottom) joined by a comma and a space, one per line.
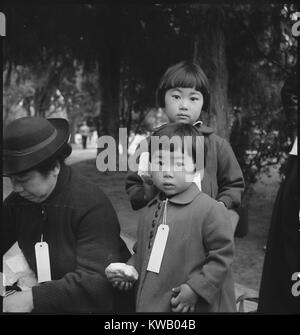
158, 203, 162, 209
152, 220, 156, 228
149, 231, 154, 239
154, 211, 158, 218
148, 241, 152, 249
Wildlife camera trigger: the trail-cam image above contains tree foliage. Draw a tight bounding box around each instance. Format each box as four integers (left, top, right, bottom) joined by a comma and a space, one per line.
2, 3, 297, 192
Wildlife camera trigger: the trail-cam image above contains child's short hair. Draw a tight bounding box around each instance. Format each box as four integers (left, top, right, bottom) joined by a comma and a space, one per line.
149, 123, 204, 171
156, 60, 210, 112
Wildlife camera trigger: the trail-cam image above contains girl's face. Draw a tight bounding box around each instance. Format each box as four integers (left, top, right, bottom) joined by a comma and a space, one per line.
150, 149, 195, 196
164, 87, 204, 124
10, 167, 59, 203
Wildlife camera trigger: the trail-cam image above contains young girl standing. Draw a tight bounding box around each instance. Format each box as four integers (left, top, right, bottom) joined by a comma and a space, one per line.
107, 123, 236, 312
126, 61, 244, 232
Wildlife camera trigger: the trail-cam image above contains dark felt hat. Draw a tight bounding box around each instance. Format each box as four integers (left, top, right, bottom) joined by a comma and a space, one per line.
3, 117, 70, 176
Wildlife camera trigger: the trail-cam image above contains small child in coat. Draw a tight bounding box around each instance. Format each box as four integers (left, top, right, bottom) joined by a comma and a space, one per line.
106, 123, 236, 313
125, 60, 245, 233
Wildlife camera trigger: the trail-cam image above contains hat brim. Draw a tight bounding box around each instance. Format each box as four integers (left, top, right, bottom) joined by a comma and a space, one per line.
3, 118, 70, 176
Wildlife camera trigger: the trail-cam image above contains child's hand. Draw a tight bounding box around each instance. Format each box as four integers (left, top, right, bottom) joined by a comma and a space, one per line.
170, 284, 199, 313
111, 279, 134, 291
105, 263, 138, 288
141, 175, 158, 202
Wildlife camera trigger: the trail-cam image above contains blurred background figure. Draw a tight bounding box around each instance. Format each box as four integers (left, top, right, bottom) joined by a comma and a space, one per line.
79, 121, 90, 149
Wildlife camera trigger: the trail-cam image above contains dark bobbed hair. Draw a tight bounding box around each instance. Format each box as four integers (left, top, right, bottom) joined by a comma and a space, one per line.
16, 143, 72, 177
148, 123, 204, 171
156, 60, 210, 112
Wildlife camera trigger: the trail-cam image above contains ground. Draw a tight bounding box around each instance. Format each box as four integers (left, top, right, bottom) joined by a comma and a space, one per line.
3, 144, 281, 302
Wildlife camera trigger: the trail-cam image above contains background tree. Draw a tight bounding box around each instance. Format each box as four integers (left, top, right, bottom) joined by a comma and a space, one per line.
2, 3, 297, 193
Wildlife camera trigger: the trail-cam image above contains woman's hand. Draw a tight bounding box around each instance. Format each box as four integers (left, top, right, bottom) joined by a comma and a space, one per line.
170, 284, 199, 313
3, 289, 34, 313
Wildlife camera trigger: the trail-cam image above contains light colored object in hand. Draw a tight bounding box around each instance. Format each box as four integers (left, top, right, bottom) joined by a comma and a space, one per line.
105, 263, 139, 282
2, 242, 37, 293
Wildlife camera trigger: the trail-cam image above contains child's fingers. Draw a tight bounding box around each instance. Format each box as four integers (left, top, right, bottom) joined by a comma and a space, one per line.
171, 286, 181, 294
112, 281, 119, 288
106, 274, 127, 280
170, 291, 181, 306
170, 296, 179, 307
171, 302, 184, 313
124, 282, 133, 291
181, 305, 190, 313
170, 286, 181, 305
118, 282, 127, 290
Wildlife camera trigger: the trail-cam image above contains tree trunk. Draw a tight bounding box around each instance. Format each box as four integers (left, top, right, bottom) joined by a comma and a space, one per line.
97, 14, 121, 156
193, 5, 229, 140
34, 62, 64, 117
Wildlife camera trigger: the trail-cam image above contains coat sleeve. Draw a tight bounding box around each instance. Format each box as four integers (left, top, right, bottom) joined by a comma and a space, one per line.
31, 193, 130, 313
216, 138, 245, 209
1, 196, 17, 256
125, 170, 149, 210
186, 202, 235, 305
125, 137, 158, 210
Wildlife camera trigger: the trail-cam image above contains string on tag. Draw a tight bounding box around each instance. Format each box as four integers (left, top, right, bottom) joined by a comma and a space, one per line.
41, 234, 43, 242
162, 198, 168, 226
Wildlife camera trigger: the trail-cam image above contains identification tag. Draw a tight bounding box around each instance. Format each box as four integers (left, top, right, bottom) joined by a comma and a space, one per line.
35, 242, 51, 283
147, 224, 169, 273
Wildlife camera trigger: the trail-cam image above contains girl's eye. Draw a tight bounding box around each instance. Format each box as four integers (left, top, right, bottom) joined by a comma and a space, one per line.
191, 97, 199, 101
172, 95, 180, 99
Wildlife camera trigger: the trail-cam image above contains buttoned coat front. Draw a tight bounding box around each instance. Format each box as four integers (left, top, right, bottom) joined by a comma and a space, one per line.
131, 183, 236, 313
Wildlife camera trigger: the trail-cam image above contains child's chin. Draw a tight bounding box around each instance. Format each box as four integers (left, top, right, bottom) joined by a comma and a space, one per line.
176, 118, 190, 124
163, 189, 177, 196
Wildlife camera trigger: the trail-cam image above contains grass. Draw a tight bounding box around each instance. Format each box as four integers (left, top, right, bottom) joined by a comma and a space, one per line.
72, 159, 280, 293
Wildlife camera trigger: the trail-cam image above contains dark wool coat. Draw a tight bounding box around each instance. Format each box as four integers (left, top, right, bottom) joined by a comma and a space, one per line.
130, 183, 236, 312
2, 165, 133, 313
125, 124, 245, 211
258, 74, 299, 314
258, 154, 299, 314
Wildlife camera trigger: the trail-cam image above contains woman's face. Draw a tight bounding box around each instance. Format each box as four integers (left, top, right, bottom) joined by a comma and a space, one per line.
10, 167, 60, 203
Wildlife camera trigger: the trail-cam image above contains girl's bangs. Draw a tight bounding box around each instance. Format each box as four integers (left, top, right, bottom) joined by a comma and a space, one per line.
169, 69, 203, 91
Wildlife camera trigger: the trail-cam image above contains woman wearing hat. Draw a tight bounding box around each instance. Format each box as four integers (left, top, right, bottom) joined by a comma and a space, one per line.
2, 116, 132, 313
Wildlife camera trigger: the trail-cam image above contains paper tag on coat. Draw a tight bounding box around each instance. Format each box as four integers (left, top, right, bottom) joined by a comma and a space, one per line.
147, 225, 169, 273
289, 137, 297, 156
193, 171, 202, 191
138, 152, 150, 177
35, 242, 51, 283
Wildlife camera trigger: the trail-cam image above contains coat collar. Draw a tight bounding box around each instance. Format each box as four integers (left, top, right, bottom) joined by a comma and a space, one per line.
193, 121, 215, 135
152, 121, 215, 135
148, 183, 201, 207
